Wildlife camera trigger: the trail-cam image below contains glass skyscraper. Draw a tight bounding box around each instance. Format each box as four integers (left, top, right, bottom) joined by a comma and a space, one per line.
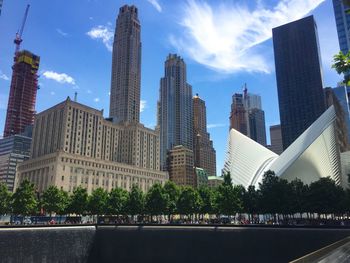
0, 134, 31, 191
273, 15, 326, 149
333, 0, 350, 55
158, 54, 193, 170
333, 85, 350, 142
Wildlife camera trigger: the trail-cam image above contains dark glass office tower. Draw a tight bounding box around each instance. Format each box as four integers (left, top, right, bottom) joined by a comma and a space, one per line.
273, 15, 326, 149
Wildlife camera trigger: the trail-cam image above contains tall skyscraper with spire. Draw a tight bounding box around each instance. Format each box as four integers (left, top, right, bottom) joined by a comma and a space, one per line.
109, 5, 141, 123
229, 85, 266, 146
158, 54, 193, 171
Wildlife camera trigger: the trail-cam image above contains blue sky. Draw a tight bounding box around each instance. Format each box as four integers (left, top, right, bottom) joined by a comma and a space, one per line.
0, 0, 341, 174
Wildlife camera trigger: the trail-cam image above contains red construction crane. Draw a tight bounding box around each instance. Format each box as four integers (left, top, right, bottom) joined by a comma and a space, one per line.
14, 4, 30, 54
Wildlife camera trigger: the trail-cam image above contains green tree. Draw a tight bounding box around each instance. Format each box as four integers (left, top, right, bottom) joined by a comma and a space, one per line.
126, 185, 144, 218
177, 186, 201, 219
57, 189, 69, 215
163, 181, 180, 219
233, 185, 245, 214
215, 184, 240, 217
223, 172, 233, 187
243, 185, 260, 222
68, 186, 88, 215
107, 187, 128, 215
12, 180, 38, 216
308, 177, 346, 217
88, 187, 108, 215
289, 179, 308, 217
42, 186, 69, 216
145, 183, 167, 220
0, 183, 11, 215
332, 51, 350, 85
258, 170, 293, 221
198, 186, 214, 216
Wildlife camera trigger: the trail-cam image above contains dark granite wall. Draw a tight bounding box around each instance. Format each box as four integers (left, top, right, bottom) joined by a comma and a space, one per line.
1, 225, 350, 263
0, 226, 95, 263
89, 226, 350, 263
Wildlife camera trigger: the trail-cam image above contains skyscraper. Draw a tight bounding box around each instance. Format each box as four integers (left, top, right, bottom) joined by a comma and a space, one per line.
273, 16, 326, 149
333, 85, 350, 142
332, 0, 350, 55
268, 124, 283, 155
0, 134, 31, 191
193, 94, 216, 176
229, 93, 248, 135
324, 87, 349, 152
158, 54, 193, 170
249, 108, 266, 146
4, 50, 40, 137
167, 145, 195, 187
110, 5, 141, 123
229, 86, 266, 146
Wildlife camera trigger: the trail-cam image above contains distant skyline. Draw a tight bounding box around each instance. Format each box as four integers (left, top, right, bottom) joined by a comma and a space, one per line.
0, 0, 341, 174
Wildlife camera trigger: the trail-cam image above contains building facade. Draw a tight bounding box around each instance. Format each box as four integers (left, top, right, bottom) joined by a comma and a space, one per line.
268, 125, 283, 155
273, 16, 326, 149
207, 176, 223, 189
158, 54, 193, 170
324, 87, 349, 152
4, 50, 40, 137
16, 98, 168, 193
193, 94, 216, 176
229, 87, 266, 146
229, 93, 248, 135
110, 5, 141, 123
167, 145, 195, 187
333, 85, 350, 143
194, 167, 208, 188
332, 0, 350, 55
249, 108, 266, 146
224, 106, 342, 188
0, 135, 31, 191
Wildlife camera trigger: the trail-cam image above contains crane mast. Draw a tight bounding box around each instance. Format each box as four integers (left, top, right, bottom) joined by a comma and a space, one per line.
14, 4, 30, 54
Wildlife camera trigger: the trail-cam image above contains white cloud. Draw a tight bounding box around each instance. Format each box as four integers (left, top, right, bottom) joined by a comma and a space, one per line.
140, 100, 147, 112
50, 91, 56, 95
147, 0, 162, 12
171, 0, 325, 74
56, 28, 68, 37
0, 71, 9, 81
94, 97, 100, 102
87, 89, 92, 94
43, 71, 76, 85
87, 25, 113, 51
207, 123, 227, 129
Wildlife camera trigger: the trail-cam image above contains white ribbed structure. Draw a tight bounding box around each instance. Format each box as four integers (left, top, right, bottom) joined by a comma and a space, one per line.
223, 106, 342, 188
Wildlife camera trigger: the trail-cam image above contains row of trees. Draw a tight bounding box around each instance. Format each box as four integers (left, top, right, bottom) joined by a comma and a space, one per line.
0, 171, 349, 221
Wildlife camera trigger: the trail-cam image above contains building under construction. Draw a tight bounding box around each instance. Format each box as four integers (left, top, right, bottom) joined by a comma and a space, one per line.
3, 50, 40, 137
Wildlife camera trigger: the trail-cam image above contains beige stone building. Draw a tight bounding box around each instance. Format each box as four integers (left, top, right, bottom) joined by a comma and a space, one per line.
15, 98, 168, 193
207, 176, 223, 189
167, 145, 195, 187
